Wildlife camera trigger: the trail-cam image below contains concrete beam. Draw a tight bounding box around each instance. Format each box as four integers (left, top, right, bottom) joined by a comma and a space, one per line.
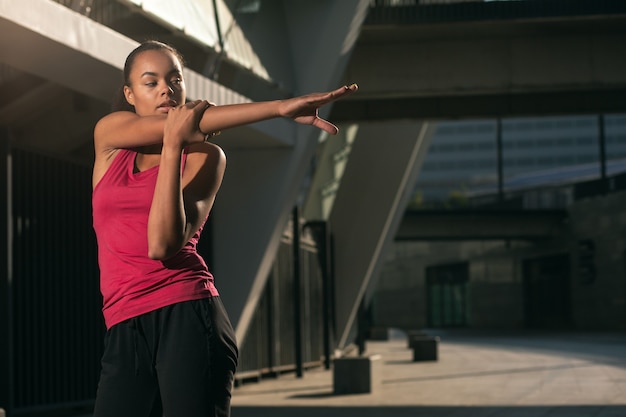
212, 0, 370, 345
335, 16, 626, 120
396, 210, 568, 241
348, 25, 626, 99
331, 88, 626, 122
330, 121, 435, 348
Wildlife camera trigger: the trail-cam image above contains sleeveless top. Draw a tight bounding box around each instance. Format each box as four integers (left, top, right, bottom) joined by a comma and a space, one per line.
92, 148, 219, 329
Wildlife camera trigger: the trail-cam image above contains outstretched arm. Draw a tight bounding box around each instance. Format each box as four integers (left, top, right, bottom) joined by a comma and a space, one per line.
143, 85, 358, 259
198, 83, 358, 136
93, 84, 358, 188
94, 84, 358, 151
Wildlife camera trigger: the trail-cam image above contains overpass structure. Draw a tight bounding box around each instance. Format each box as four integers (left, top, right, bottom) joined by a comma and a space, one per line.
333, 0, 626, 121
396, 209, 568, 241
1, 2, 626, 413
317, 0, 626, 347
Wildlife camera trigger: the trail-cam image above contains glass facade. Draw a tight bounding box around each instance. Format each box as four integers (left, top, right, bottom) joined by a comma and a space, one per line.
413, 113, 626, 209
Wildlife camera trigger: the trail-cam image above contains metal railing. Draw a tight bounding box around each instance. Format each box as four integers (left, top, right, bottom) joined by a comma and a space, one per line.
51, 0, 130, 26
236, 228, 327, 382
366, 0, 626, 25
9, 148, 103, 416
4, 152, 331, 414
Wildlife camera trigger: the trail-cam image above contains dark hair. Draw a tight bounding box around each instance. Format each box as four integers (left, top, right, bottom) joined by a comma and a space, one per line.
111, 40, 186, 112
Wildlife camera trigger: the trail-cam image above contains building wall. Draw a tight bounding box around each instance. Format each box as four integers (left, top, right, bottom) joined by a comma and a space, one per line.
373, 240, 530, 330
414, 114, 626, 205
568, 191, 626, 330
374, 191, 626, 332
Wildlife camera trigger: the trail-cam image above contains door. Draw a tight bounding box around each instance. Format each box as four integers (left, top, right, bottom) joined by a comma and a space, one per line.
523, 253, 571, 328
426, 262, 468, 327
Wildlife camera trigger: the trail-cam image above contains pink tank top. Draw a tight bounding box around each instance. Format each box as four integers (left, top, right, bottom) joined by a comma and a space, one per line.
92, 149, 219, 329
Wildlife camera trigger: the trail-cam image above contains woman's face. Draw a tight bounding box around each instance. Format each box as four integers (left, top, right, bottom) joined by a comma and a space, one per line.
123, 49, 186, 116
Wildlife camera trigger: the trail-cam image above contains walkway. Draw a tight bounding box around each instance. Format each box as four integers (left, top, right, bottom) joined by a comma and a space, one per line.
231, 329, 626, 417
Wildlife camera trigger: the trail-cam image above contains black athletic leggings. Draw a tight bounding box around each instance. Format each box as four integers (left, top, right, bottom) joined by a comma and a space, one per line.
93, 297, 238, 417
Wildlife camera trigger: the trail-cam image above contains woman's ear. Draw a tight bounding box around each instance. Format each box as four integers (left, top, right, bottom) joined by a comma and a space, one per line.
123, 85, 134, 107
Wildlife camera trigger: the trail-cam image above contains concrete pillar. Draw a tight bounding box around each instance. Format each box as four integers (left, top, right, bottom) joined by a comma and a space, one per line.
329, 121, 435, 348
0, 129, 12, 416
211, 0, 370, 345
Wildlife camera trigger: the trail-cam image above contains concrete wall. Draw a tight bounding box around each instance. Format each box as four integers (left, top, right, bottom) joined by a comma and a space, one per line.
374, 191, 626, 332
374, 240, 530, 330
568, 191, 626, 330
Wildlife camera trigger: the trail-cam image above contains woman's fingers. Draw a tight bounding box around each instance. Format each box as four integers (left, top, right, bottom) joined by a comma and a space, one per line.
315, 83, 359, 107
313, 117, 339, 135
328, 83, 358, 101
164, 100, 211, 145
178, 99, 210, 109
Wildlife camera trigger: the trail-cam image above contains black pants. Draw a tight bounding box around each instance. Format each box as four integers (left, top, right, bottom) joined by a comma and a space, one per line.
93, 297, 238, 417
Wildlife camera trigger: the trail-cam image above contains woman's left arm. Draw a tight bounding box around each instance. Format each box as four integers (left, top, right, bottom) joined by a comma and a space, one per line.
196, 84, 359, 138
147, 102, 225, 260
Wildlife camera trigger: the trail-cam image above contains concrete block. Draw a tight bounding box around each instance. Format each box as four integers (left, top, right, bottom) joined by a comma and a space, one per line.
333, 354, 381, 395
410, 335, 439, 361
406, 330, 427, 347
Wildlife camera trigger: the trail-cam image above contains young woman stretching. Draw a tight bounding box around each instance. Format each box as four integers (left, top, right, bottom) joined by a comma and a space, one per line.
91, 40, 357, 417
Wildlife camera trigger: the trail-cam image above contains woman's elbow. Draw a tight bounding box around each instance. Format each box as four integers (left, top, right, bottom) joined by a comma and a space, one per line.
148, 247, 167, 260
147, 242, 179, 260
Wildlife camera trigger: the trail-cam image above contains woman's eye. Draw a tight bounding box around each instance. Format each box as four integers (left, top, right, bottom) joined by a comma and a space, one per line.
172, 78, 182, 85
146, 82, 157, 87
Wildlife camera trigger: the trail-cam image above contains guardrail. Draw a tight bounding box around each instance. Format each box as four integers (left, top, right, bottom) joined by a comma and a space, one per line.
366, 0, 626, 25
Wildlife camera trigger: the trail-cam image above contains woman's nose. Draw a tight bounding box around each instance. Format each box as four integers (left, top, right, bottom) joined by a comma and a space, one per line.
161, 83, 174, 95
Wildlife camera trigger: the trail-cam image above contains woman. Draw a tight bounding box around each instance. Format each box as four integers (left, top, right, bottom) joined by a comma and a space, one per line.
91, 40, 357, 417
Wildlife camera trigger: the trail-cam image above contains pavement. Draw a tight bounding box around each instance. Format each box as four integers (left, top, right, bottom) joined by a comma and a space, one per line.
230, 329, 626, 417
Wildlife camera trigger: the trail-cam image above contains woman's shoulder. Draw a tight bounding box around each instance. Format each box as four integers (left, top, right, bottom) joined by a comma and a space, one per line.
95, 110, 137, 130
94, 111, 136, 148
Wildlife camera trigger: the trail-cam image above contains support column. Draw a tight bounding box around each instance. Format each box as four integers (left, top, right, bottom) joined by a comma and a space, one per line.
211, 0, 370, 346
303, 220, 333, 369
0, 129, 12, 416
292, 206, 303, 378
598, 114, 607, 193
329, 121, 435, 348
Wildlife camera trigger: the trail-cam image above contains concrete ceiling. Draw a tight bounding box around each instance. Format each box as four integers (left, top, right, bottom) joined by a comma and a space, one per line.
0, 0, 293, 166
1, 1, 626, 167
331, 11, 626, 122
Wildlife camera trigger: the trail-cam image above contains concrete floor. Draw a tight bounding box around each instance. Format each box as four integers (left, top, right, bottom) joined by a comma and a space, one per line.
231, 329, 626, 417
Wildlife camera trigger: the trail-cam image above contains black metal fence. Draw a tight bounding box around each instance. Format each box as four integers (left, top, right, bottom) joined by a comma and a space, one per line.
8, 148, 103, 416
1, 147, 329, 415
236, 226, 327, 383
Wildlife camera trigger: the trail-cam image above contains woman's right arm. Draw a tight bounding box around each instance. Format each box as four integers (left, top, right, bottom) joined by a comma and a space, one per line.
94, 84, 358, 154
197, 84, 358, 136
94, 111, 168, 153
92, 110, 174, 189
92, 84, 358, 186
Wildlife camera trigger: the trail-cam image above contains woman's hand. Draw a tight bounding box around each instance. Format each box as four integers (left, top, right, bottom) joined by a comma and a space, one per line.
278, 83, 358, 135
163, 100, 212, 148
